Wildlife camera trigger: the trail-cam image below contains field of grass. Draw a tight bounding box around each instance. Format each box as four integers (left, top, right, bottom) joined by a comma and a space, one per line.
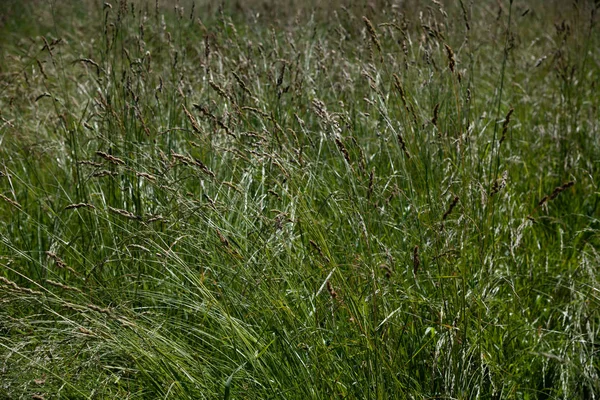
1, 0, 599, 398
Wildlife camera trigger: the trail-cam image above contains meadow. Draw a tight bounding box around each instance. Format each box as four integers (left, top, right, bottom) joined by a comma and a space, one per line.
1, 0, 599, 398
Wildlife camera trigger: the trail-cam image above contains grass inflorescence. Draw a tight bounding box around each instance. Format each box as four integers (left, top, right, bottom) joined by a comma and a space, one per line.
1, 0, 599, 398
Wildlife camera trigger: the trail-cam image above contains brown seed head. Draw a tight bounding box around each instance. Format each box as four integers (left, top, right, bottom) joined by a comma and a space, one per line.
326, 280, 338, 299
363, 16, 382, 54
413, 245, 420, 275
444, 43, 456, 73
500, 107, 514, 145
443, 196, 460, 221
432, 103, 440, 127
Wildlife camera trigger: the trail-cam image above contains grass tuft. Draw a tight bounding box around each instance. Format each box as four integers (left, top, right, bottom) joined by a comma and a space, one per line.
1, 0, 599, 398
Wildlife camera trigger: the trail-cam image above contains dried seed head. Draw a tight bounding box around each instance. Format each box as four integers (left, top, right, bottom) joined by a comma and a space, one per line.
413, 245, 420, 275
443, 195, 460, 221
183, 105, 202, 134
95, 151, 125, 165
549, 181, 574, 200
0, 193, 21, 209
146, 214, 165, 223
392, 74, 419, 126
65, 203, 95, 210
216, 229, 230, 247
393, 74, 406, 102
500, 107, 514, 145
367, 168, 375, 199
432, 103, 440, 127
242, 106, 269, 118
444, 43, 456, 73
326, 280, 338, 299
311, 98, 330, 121
46, 279, 82, 293
108, 206, 140, 220
92, 170, 118, 178
310, 240, 330, 263
233, 71, 253, 97
363, 16, 382, 54
45, 251, 79, 276
276, 62, 286, 87
397, 133, 411, 158
459, 0, 470, 30
491, 171, 508, 196
209, 80, 230, 101
0, 276, 42, 296
537, 181, 574, 208
335, 137, 352, 167
136, 172, 156, 181
204, 34, 211, 60
380, 264, 393, 279
78, 327, 96, 336
87, 303, 112, 315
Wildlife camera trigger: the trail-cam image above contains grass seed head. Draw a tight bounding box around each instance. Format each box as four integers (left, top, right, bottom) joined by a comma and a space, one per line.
397, 133, 411, 158
443, 195, 460, 221
326, 280, 338, 299
46, 279, 83, 293
444, 43, 456, 73
432, 103, 440, 127
413, 245, 420, 275
0, 193, 21, 209
0, 276, 43, 296
216, 229, 230, 247
363, 16, 382, 54
491, 171, 508, 196
96, 151, 125, 165
380, 263, 392, 279
65, 203, 95, 210
335, 137, 352, 167
500, 107, 514, 145
183, 105, 202, 134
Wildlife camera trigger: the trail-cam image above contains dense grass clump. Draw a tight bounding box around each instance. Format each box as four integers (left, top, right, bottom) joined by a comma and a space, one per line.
1, 0, 599, 398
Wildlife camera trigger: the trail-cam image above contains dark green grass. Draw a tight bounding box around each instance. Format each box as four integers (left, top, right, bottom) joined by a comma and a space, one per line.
1, 0, 599, 398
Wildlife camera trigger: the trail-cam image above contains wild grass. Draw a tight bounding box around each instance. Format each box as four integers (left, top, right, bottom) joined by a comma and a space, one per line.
1, 0, 599, 398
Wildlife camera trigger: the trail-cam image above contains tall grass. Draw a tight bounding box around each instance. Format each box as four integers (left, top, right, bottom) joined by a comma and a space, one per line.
1, 0, 599, 398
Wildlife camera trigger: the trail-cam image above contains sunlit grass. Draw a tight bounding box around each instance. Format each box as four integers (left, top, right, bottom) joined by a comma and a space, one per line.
1, 1, 599, 398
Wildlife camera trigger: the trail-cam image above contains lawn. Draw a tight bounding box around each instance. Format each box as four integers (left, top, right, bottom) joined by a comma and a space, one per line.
1, 0, 599, 398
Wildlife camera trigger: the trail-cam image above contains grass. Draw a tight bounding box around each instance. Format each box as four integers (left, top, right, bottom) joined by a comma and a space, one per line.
1, 0, 599, 398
